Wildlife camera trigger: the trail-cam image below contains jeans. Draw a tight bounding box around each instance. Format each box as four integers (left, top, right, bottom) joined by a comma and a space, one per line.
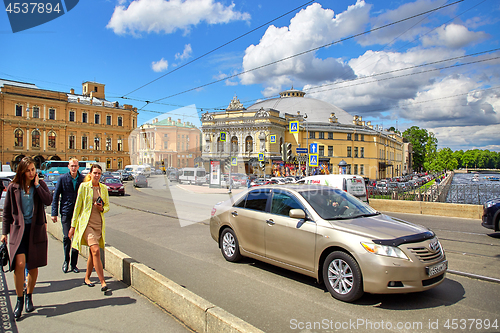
61, 215, 79, 268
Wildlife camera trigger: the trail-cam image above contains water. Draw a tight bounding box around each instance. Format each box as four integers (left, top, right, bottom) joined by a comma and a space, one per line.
446, 172, 500, 204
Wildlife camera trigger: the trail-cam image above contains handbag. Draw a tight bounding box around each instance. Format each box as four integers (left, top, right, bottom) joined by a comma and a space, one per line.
0, 242, 9, 273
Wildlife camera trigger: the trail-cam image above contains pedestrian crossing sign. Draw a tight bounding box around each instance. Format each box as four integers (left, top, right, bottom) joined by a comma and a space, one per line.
258, 153, 264, 161
270, 135, 276, 143
231, 157, 237, 166
289, 121, 299, 133
309, 154, 318, 167
220, 132, 227, 142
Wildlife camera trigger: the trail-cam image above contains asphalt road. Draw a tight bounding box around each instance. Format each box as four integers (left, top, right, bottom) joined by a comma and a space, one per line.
105, 175, 500, 333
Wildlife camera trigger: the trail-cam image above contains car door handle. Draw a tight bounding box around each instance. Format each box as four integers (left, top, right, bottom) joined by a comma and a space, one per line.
266, 219, 275, 225
231, 211, 238, 217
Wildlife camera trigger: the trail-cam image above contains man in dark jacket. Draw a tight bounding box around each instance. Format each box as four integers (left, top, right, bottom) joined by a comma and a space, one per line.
51, 159, 84, 273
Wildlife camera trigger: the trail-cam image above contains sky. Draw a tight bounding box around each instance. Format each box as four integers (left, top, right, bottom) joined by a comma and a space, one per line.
1, 0, 499, 152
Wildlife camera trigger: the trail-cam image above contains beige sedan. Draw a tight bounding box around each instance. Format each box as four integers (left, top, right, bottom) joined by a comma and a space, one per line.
210, 185, 447, 302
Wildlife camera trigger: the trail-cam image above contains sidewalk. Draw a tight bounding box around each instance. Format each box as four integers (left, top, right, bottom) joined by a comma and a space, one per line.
1, 234, 191, 333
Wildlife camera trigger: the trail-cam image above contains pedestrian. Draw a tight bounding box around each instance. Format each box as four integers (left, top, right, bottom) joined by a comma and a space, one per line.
68, 164, 109, 291
1, 157, 52, 319
51, 158, 84, 273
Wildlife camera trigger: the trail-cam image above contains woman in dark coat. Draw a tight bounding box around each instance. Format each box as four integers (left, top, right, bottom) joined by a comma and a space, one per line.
1, 157, 52, 320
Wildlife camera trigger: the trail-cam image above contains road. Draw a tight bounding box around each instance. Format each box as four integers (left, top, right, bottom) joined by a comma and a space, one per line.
105, 175, 500, 333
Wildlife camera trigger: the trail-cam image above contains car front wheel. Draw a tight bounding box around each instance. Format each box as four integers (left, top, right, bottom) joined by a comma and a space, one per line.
322, 251, 363, 302
220, 228, 242, 262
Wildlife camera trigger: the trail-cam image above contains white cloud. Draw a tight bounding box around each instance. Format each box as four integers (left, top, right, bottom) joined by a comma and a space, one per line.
421, 23, 489, 49
107, 0, 250, 36
175, 44, 192, 61
152, 58, 169, 72
427, 124, 500, 151
240, 1, 371, 91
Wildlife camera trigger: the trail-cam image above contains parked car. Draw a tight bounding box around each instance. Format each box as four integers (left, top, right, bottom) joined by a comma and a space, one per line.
111, 171, 123, 181
0, 176, 14, 209
210, 185, 447, 302
134, 174, 148, 188
482, 198, 500, 232
103, 177, 125, 196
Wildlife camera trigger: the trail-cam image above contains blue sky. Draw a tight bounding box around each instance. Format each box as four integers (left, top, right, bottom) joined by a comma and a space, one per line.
1, 0, 499, 152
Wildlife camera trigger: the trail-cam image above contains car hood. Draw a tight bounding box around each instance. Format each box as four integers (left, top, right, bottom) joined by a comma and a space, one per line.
327, 214, 431, 241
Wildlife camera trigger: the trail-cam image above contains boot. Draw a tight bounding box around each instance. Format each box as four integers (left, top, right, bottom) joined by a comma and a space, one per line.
14, 295, 23, 319
25, 293, 34, 313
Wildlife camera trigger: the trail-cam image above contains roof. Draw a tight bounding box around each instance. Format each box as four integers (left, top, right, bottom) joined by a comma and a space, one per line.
0, 78, 38, 89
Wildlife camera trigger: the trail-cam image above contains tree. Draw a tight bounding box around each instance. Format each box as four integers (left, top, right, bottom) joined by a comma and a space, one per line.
403, 126, 434, 171
452, 150, 464, 168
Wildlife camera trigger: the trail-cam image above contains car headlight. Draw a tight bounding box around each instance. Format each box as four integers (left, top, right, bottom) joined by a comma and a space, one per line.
120, 186, 124, 189
485, 201, 496, 208
106, 186, 111, 190
361, 242, 409, 260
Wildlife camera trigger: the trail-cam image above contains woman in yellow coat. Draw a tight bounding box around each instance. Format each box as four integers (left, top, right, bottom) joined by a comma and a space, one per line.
68, 164, 109, 291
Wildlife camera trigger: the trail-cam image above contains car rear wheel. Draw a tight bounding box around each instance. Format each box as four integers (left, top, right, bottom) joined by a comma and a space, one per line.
323, 251, 363, 302
220, 228, 242, 262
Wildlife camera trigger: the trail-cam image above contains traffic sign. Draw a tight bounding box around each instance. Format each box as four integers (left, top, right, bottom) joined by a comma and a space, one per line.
309, 154, 318, 167
296, 148, 307, 154
270, 135, 276, 143
309, 143, 318, 154
231, 157, 237, 166
220, 132, 227, 142
258, 153, 264, 161
289, 121, 299, 133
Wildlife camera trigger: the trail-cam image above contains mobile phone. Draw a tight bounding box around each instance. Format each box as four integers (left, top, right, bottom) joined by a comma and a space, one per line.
96, 196, 103, 205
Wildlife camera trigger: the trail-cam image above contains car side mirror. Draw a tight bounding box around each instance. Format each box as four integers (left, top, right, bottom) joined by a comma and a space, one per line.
289, 209, 306, 219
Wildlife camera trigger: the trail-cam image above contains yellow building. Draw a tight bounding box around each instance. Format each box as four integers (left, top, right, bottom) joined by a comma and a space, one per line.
201, 89, 404, 180
129, 117, 202, 169
0, 79, 137, 171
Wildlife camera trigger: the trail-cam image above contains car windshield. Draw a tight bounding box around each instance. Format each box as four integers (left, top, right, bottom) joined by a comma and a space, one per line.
299, 188, 378, 220
106, 178, 121, 184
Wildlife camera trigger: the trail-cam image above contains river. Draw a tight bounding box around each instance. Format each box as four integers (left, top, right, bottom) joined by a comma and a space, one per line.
446, 172, 500, 204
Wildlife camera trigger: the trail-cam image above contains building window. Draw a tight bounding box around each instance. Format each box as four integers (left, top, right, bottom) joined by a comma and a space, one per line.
82, 136, 88, 150
118, 159, 123, 170
31, 129, 40, 148
95, 113, 100, 124
360, 147, 364, 158
69, 135, 75, 149
48, 131, 56, 148
354, 164, 358, 175
106, 159, 111, 169
347, 133, 352, 140
32, 106, 40, 118
16, 105, 22, 117
328, 146, 333, 157
106, 138, 112, 151
354, 147, 358, 158
354, 133, 358, 141
94, 137, 100, 150
69, 110, 75, 122
245, 136, 253, 152
49, 108, 55, 120
319, 145, 324, 156
360, 165, 364, 175
14, 129, 23, 147
94, 86, 98, 92
319, 132, 324, 139
328, 132, 333, 139
309, 131, 316, 139
361, 134, 365, 141
117, 116, 123, 127
231, 136, 238, 153
117, 138, 122, 151
82, 112, 88, 123
106, 115, 111, 125
347, 146, 352, 157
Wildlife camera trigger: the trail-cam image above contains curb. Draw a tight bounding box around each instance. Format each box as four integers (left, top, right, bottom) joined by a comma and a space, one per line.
46, 214, 264, 333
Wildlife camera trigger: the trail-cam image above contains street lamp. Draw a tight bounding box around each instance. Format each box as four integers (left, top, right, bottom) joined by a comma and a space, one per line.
296, 111, 309, 176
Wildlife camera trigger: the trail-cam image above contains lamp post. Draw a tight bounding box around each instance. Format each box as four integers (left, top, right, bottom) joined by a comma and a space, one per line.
296, 111, 308, 176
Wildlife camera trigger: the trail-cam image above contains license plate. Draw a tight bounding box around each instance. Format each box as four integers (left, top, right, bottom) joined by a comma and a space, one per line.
112, 190, 118, 192
426, 260, 447, 277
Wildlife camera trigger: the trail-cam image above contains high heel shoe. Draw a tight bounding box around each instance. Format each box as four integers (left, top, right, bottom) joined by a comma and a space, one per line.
25, 293, 34, 313
14, 295, 24, 319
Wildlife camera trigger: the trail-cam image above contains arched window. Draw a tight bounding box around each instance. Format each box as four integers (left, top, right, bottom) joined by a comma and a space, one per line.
231, 136, 238, 153
94, 137, 100, 150
14, 129, 23, 147
245, 136, 253, 153
217, 137, 224, 153
48, 131, 56, 148
31, 129, 40, 148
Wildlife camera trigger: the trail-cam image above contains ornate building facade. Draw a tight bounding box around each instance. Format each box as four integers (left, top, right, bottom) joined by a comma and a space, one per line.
201, 89, 405, 180
0, 79, 137, 171
129, 117, 202, 169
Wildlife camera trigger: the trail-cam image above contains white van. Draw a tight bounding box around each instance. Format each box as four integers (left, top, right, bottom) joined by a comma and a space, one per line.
302, 174, 369, 203
178, 168, 207, 185
137, 164, 152, 177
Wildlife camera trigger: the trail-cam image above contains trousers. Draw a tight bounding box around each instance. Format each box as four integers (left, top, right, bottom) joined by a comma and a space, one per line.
61, 215, 79, 268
